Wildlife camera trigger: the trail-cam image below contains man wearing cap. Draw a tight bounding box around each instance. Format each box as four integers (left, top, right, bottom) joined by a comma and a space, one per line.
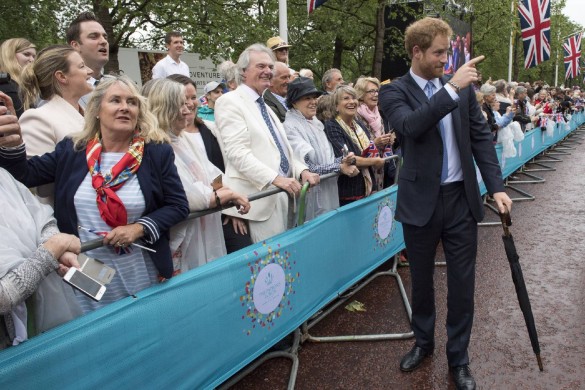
215, 43, 319, 243
263, 62, 290, 123
267, 36, 291, 65
152, 31, 189, 79
198, 81, 225, 122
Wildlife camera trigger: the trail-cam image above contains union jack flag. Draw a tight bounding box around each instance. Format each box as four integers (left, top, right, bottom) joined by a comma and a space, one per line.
361, 140, 380, 158
307, 0, 328, 14
563, 33, 582, 80
518, 0, 551, 69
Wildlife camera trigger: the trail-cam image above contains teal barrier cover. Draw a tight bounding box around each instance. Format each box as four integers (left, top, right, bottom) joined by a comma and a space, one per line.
0, 188, 403, 389
0, 113, 582, 389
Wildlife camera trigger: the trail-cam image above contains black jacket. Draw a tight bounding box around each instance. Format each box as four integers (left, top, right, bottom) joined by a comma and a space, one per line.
263, 90, 288, 123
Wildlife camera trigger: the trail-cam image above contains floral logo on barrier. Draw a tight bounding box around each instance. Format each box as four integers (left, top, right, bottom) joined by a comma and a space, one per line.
372, 197, 398, 250
240, 243, 299, 335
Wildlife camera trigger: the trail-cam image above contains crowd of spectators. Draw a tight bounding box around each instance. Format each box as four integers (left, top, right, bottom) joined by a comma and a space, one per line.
0, 11, 583, 349
475, 77, 583, 155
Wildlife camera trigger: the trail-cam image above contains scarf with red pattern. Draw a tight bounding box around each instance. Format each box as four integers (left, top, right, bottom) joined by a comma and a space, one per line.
86, 131, 145, 228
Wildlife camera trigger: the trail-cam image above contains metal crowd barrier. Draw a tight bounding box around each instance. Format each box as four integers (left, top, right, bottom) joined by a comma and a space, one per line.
2, 116, 582, 390
220, 156, 409, 390
479, 115, 585, 224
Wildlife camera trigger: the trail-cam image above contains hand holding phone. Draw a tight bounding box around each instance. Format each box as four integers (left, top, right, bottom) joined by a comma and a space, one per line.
342, 143, 349, 159
0, 92, 21, 143
63, 268, 106, 301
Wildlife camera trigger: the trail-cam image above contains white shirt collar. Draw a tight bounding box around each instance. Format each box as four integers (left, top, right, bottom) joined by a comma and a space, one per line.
409, 69, 440, 92
240, 83, 263, 102
165, 54, 182, 65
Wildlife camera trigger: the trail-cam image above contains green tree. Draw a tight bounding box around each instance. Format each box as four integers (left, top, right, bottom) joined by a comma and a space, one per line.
0, 0, 62, 47
2, 0, 580, 88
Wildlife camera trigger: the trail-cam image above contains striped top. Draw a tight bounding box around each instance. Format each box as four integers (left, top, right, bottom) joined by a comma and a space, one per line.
74, 152, 158, 313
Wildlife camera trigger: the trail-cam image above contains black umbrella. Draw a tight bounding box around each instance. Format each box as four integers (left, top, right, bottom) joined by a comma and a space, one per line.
499, 208, 544, 371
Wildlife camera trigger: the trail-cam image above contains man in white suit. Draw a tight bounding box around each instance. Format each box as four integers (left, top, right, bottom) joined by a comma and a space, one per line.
215, 44, 319, 243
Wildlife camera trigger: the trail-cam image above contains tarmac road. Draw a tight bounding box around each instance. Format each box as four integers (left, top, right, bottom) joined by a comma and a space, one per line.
228, 131, 585, 389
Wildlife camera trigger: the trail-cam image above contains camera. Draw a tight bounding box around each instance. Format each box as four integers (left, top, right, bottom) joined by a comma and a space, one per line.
0, 72, 11, 85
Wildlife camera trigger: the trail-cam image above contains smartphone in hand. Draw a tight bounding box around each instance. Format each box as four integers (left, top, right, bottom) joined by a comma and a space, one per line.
63, 268, 106, 302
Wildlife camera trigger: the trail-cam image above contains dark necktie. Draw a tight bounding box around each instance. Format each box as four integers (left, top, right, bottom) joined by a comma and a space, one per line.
424, 81, 449, 183
257, 97, 290, 175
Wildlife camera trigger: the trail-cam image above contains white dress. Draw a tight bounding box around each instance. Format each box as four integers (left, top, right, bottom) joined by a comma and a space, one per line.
169, 132, 227, 273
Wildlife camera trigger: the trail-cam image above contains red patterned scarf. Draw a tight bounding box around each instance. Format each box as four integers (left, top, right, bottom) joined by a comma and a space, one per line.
86, 131, 145, 228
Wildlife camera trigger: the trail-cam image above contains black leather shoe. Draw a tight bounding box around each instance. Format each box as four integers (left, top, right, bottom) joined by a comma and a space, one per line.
399, 345, 433, 372
450, 365, 476, 390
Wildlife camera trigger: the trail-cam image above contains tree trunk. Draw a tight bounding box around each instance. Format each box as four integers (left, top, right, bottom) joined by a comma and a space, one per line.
333, 35, 343, 69
93, 1, 119, 73
371, 0, 386, 79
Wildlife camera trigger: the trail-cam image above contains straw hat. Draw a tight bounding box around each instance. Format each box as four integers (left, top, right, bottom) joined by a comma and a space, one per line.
266, 36, 292, 51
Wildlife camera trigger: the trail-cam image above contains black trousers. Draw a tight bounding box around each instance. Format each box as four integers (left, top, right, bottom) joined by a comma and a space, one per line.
222, 215, 253, 254
402, 181, 477, 367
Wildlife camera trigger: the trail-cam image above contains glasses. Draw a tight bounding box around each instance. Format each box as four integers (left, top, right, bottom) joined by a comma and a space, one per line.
366, 89, 379, 95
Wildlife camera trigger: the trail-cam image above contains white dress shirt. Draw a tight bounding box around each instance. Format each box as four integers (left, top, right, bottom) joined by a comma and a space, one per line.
409, 70, 463, 183
152, 55, 190, 79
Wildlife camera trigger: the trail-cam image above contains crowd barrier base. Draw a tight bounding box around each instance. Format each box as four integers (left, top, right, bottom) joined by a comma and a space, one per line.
536, 153, 563, 163
524, 158, 557, 172
301, 254, 413, 343
559, 138, 582, 146
546, 147, 571, 156
478, 195, 504, 227
217, 329, 302, 390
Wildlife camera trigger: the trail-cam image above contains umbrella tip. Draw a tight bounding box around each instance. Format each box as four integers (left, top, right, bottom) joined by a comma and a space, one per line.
536, 354, 544, 371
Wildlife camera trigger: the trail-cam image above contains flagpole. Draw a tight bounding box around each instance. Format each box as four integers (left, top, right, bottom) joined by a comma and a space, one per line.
508, 0, 514, 83
279, 0, 288, 43
555, 30, 560, 86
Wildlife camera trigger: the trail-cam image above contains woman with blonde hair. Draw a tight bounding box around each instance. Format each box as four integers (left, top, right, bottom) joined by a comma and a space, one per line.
0, 38, 37, 117
0, 75, 189, 312
324, 85, 385, 205
167, 74, 254, 254
354, 76, 396, 189
142, 78, 250, 273
18, 45, 94, 205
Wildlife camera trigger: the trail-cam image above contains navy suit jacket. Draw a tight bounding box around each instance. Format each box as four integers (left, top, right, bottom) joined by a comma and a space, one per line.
379, 72, 504, 227
0, 138, 189, 278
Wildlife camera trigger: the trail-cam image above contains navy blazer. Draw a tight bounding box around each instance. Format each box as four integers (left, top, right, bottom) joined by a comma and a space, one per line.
0, 138, 189, 278
379, 72, 504, 227
324, 118, 373, 200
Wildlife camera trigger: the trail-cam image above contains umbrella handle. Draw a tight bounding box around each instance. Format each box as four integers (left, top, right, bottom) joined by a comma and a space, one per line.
499, 204, 512, 236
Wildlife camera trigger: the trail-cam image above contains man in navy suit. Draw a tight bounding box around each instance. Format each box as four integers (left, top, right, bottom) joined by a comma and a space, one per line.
379, 17, 512, 390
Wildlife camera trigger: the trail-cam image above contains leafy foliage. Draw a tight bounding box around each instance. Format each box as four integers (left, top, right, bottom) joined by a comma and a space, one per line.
0, 0, 62, 47
1, 0, 581, 86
